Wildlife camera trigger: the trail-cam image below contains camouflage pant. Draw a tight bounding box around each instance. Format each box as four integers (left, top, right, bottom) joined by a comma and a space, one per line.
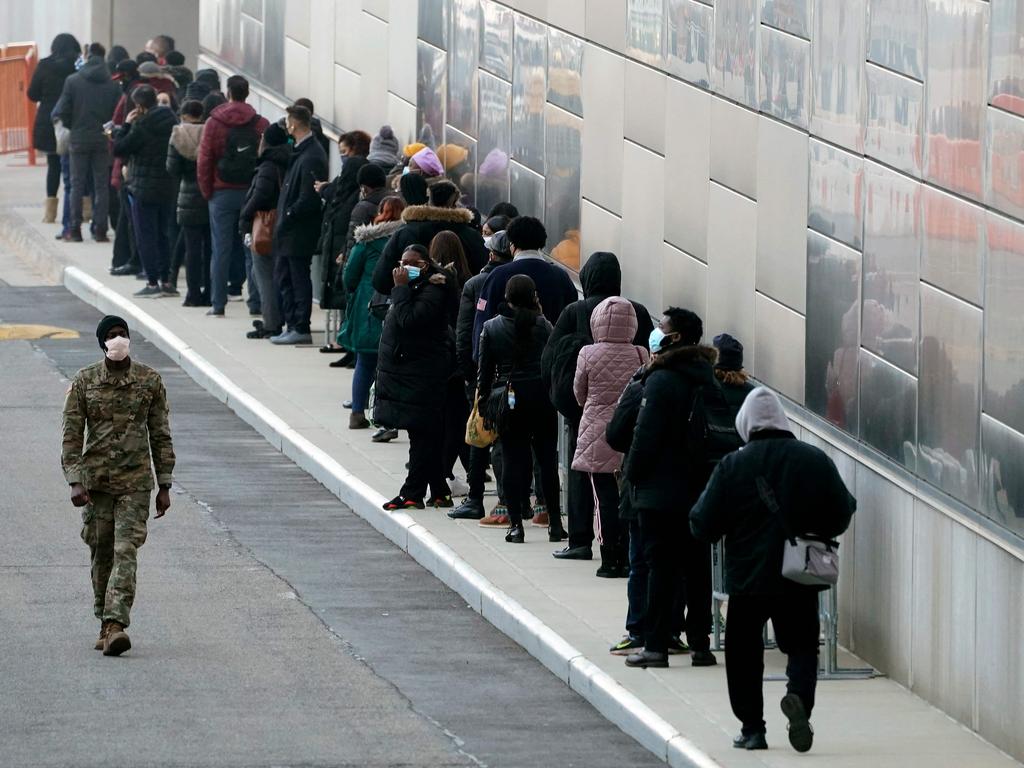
80, 491, 150, 628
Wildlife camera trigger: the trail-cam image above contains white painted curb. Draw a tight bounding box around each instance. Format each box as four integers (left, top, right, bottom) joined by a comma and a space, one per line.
61, 265, 721, 768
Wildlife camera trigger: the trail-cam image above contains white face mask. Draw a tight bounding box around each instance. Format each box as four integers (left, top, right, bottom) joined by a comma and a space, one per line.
105, 336, 130, 362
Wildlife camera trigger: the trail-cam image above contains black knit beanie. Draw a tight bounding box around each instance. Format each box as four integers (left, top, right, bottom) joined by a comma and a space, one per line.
96, 315, 129, 350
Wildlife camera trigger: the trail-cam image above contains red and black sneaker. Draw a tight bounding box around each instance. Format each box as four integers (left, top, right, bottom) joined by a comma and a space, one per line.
383, 495, 425, 511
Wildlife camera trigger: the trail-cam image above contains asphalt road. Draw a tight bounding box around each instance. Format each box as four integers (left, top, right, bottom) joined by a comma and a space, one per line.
0, 274, 661, 767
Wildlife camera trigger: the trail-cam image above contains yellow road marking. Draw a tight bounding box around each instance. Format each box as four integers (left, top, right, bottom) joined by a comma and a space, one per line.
0, 324, 80, 340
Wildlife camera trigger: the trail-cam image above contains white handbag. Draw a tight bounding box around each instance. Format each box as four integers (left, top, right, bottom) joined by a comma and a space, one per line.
757, 477, 840, 587
53, 119, 70, 156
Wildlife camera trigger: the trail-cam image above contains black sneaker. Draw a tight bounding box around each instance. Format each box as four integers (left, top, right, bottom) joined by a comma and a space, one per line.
733, 732, 768, 750
780, 693, 814, 753
371, 427, 399, 443
691, 649, 717, 667
609, 635, 643, 656
667, 636, 690, 655
505, 524, 525, 543
625, 649, 668, 668
160, 283, 180, 297
382, 495, 424, 511
448, 498, 485, 519
134, 284, 163, 298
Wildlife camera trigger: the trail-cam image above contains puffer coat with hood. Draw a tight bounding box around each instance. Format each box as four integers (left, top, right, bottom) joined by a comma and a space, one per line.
53, 55, 121, 150
166, 122, 208, 226
112, 105, 179, 204
571, 297, 649, 473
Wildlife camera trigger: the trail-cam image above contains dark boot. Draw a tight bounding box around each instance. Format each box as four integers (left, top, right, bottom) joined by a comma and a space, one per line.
595, 546, 619, 578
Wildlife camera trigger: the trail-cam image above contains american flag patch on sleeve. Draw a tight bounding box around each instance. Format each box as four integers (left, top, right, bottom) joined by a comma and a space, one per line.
477, 298, 487, 311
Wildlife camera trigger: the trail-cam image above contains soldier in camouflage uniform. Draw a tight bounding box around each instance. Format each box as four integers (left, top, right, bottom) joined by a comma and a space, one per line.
61, 316, 175, 656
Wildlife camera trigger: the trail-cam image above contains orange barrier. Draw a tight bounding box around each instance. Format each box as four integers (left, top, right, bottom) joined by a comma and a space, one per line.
0, 41, 38, 164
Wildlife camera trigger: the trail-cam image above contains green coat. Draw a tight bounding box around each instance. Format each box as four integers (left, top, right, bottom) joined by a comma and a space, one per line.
338, 220, 404, 353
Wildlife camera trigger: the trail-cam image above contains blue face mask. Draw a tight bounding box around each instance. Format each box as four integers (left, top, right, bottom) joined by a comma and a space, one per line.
649, 327, 674, 354
402, 165, 411, 175
405, 265, 421, 280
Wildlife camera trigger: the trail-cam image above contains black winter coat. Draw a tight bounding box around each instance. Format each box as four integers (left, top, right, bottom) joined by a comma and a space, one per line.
476, 309, 552, 397
113, 106, 178, 204
166, 122, 208, 226
27, 53, 77, 153
373, 268, 456, 431
318, 155, 368, 263
373, 205, 488, 295
239, 144, 290, 235
53, 56, 121, 150
274, 135, 328, 259
456, 261, 500, 382
345, 186, 389, 254
690, 430, 856, 595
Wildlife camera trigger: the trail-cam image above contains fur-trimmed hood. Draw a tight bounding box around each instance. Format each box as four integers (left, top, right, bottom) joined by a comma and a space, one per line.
353, 219, 404, 244
401, 204, 473, 225
646, 344, 718, 376
170, 122, 203, 160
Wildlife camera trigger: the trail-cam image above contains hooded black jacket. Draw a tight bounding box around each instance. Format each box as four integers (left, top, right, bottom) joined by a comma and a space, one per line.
274, 135, 329, 260
456, 260, 502, 382
239, 144, 291, 235
113, 105, 179, 204
53, 55, 121, 150
28, 52, 77, 152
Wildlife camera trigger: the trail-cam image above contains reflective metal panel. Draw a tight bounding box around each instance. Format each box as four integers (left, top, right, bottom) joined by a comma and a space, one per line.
476, 72, 512, 219
986, 107, 1024, 222
867, 0, 924, 81
548, 29, 584, 117
989, 0, 1024, 118
241, 13, 263, 75
761, 0, 810, 39
811, 0, 866, 153
664, 79, 711, 260
263, 0, 286, 92
980, 415, 1024, 539
859, 350, 918, 471
447, 0, 480, 137
706, 182, 757, 349
545, 105, 583, 271
924, 0, 988, 202
441, 126, 477, 205
581, 43, 625, 214
807, 139, 864, 250
919, 284, 982, 505
862, 161, 921, 374
712, 0, 759, 109
624, 62, 667, 154
759, 24, 810, 129
754, 292, 806, 403
241, 0, 262, 21
983, 212, 1024, 434
416, 41, 447, 148
805, 230, 861, 431
865, 63, 924, 177
710, 97, 758, 200
662, 241, 708, 321
921, 186, 985, 306
627, 0, 666, 66
419, 0, 450, 48
622, 143, 668, 311
479, 0, 513, 79
511, 13, 547, 174
666, 0, 713, 88
509, 160, 545, 221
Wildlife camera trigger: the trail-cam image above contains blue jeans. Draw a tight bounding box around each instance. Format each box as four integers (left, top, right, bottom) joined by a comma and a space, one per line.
208, 188, 247, 311
352, 352, 378, 413
245, 247, 261, 313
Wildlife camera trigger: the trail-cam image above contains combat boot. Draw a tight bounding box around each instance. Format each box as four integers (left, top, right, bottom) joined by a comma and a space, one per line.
102, 621, 131, 656
94, 621, 111, 650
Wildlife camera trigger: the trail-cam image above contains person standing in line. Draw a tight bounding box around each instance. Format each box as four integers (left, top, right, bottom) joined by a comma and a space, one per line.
197, 75, 269, 317
690, 387, 855, 753
167, 99, 211, 307
61, 316, 176, 657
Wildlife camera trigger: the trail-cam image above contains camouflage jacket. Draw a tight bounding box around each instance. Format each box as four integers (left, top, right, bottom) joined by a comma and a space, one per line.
61, 360, 175, 493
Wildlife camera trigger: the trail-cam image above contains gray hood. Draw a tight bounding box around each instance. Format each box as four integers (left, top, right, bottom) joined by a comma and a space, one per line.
170, 122, 203, 160
735, 387, 791, 442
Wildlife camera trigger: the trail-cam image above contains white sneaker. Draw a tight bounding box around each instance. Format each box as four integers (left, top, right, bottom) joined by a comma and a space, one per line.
449, 477, 470, 497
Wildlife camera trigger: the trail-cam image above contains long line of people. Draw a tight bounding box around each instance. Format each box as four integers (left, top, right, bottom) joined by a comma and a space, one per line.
30, 32, 857, 755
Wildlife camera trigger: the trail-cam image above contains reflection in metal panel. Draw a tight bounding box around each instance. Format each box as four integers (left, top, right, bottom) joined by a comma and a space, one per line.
761, 0, 810, 39
919, 284, 982, 505
447, 0, 480, 137
419, 0, 450, 48
808, 139, 864, 250
983, 212, 1024, 434
862, 162, 921, 375
509, 160, 545, 221
986, 107, 1024, 222
417, 41, 447, 147
867, 0, 924, 81
442, 125, 477, 205
980, 415, 1024, 539
712, 0, 759, 108
241, 12, 264, 76
811, 0, 866, 153
241, 0, 262, 20
806, 230, 861, 431
707, 183, 757, 352
476, 72, 512, 219
264, 0, 286, 93
865, 63, 924, 177
548, 29, 584, 117
859, 349, 918, 471
480, 0, 513, 80
921, 186, 985, 306
512, 13, 547, 174
545, 105, 583, 271
759, 24, 810, 129
989, 0, 1024, 118
666, 0, 713, 88
627, 0, 666, 66
924, 0, 988, 202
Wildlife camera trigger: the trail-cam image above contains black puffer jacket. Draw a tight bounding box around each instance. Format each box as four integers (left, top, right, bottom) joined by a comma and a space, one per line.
239, 144, 290, 235
113, 105, 178, 204
373, 267, 455, 431
27, 53, 77, 153
344, 186, 389, 253
456, 261, 501, 382
53, 55, 121, 150
318, 155, 368, 263
166, 122, 208, 226
477, 308, 552, 397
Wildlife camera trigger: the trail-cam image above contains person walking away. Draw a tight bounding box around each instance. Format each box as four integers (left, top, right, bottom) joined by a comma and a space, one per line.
61, 316, 176, 656
691, 387, 855, 752
197, 75, 269, 317
476, 275, 567, 543
271, 104, 329, 345
338, 196, 406, 428
53, 45, 120, 242
112, 84, 179, 298
375, 245, 458, 509
166, 99, 211, 306
543, 251, 653, 561
28, 33, 80, 223
572, 296, 649, 576
239, 123, 291, 337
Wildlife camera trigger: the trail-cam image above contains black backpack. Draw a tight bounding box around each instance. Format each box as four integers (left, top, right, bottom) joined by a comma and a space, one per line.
544, 331, 590, 423
687, 381, 745, 483
217, 116, 261, 184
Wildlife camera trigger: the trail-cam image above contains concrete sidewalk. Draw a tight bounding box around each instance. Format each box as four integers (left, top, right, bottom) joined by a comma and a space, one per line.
2, 161, 1019, 768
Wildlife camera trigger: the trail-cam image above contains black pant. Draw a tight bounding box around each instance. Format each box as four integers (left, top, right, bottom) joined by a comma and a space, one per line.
566, 421, 596, 548
111, 185, 137, 269
442, 379, 471, 480
182, 225, 212, 302
726, 590, 820, 736
107, 183, 119, 231
46, 153, 62, 197
275, 252, 313, 334
401, 425, 450, 501
132, 198, 174, 285
500, 397, 560, 527
70, 146, 110, 233
592, 472, 626, 557
638, 508, 712, 653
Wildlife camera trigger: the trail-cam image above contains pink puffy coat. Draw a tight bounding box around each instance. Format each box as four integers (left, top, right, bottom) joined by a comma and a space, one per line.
571, 296, 649, 473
